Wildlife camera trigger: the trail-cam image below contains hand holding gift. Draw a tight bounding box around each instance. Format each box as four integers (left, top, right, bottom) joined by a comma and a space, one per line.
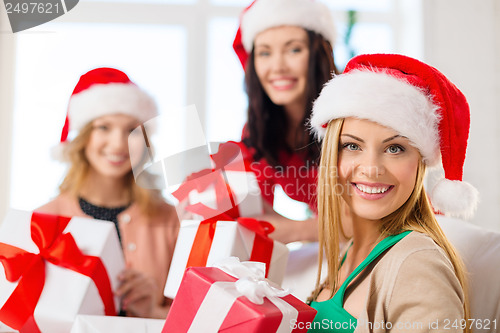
116, 267, 159, 318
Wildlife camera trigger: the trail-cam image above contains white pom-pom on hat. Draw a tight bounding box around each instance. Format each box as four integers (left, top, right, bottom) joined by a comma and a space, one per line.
310, 53, 479, 219
431, 179, 479, 219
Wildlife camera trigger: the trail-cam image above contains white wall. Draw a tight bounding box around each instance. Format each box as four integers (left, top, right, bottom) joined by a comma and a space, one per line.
423, 0, 500, 231
0, 8, 15, 226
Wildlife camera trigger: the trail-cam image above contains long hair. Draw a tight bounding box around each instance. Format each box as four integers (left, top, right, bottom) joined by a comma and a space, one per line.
243, 30, 338, 166
59, 122, 164, 216
311, 119, 470, 330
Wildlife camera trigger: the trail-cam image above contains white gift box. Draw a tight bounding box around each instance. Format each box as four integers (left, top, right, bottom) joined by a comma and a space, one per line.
0, 209, 125, 333
187, 170, 264, 219
164, 220, 288, 299
70, 315, 165, 333
0, 322, 17, 333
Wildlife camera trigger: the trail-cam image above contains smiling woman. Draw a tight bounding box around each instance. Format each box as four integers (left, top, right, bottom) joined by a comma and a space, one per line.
35, 67, 179, 319
308, 54, 478, 332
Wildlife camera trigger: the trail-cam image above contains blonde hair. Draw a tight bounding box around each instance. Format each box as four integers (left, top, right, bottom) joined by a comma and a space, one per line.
59, 122, 164, 216
311, 118, 470, 330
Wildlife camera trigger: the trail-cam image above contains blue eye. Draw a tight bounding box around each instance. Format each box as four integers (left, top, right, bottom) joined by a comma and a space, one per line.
94, 125, 109, 131
386, 145, 404, 154
290, 47, 302, 54
256, 50, 270, 57
342, 143, 360, 151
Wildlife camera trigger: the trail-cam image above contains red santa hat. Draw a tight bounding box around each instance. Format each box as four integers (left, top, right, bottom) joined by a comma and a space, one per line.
53, 67, 158, 160
310, 53, 479, 219
233, 0, 336, 69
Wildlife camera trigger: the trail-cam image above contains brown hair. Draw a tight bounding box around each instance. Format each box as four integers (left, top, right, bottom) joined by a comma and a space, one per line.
311, 119, 470, 330
59, 122, 164, 216
243, 29, 338, 166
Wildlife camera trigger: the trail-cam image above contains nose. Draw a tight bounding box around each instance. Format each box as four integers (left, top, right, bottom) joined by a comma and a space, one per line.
109, 129, 129, 150
270, 52, 287, 72
358, 151, 385, 178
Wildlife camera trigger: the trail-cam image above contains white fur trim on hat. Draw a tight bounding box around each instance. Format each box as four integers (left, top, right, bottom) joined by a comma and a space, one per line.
50, 142, 68, 162
310, 70, 441, 166
241, 0, 336, 52
68, 82, 158, 133
430, 178, 479, 219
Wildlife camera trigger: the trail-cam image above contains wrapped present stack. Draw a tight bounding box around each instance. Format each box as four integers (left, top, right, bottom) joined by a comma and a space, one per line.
164, 217, 289, 299
163, 258, 317, 332
165, 142, 289, 299
0, 209, 125, 333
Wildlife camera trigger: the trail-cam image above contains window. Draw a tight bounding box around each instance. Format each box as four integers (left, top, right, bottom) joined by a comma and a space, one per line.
8, 0, 422, 216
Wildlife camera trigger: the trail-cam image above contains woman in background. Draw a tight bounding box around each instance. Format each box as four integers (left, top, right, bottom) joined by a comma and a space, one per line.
37, 67, 179, 318
232, 0, 340, 243
308, 53, 476, 332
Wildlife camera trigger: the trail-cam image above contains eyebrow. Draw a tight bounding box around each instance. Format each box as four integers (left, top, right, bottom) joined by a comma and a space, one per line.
340, 134, 403, 143
255, 39, 308, 48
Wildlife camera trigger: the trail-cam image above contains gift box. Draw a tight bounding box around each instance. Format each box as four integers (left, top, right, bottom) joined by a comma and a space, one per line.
187, 170, 263, 219
70, 315, 165, 333
0, 209, 124, 333
164, 218, 288, 299
163, 258, 317, 332
0, 322, 17, 333
172, 141, 263, 221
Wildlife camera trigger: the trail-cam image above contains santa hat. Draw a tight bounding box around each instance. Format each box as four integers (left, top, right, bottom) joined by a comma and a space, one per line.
53, 67, 158, 160
310, 53, 479, 219
233, 0, 336, 69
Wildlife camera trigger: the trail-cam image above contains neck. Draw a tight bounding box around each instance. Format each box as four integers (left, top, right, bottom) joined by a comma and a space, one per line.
345, 215, 382, 269
79, 170, 131, 207
284, 101, 307, 148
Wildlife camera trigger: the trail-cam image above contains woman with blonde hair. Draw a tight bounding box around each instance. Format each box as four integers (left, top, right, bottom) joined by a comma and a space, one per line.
307, 54, 478, 332
37, 67, 179, 318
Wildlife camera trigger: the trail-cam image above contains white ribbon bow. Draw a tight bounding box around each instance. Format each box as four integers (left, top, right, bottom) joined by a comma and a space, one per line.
187, 257, 298, 333
214, 257, 289, 304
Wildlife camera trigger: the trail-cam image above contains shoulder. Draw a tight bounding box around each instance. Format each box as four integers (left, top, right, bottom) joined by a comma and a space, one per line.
361, 232, 465, 331
124, 199, 179, 227
35, 193, 82, 217
369, 232, 464, 324
372, 232, 457, 287
378, 231, 449, 266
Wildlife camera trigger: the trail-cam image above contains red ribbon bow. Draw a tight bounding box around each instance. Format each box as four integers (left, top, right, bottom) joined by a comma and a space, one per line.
172, 142, 250, 220
0, 212, 116, 333
186, 217, 275, 278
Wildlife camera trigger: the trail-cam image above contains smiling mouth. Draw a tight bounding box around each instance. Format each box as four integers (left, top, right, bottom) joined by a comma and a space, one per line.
106, 154, 128, 163
353, 183, 393, 194
271, 79, 296, 89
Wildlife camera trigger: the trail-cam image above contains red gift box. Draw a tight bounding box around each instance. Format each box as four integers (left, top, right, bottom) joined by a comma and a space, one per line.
163, 259, 317, 332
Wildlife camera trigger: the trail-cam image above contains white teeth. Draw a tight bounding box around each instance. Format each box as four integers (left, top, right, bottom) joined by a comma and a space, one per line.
273, 80, 293, 87
355, 184, 389, 194
107, 155, 127, 162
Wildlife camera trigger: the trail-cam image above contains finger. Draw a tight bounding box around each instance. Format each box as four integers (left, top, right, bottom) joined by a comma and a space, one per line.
123, 288, 154, 306
117, 268, 135, 282
115, 274, 144, 297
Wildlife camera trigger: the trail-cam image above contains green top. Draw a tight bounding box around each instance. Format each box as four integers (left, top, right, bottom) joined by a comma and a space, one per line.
309, 231, 412, 333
